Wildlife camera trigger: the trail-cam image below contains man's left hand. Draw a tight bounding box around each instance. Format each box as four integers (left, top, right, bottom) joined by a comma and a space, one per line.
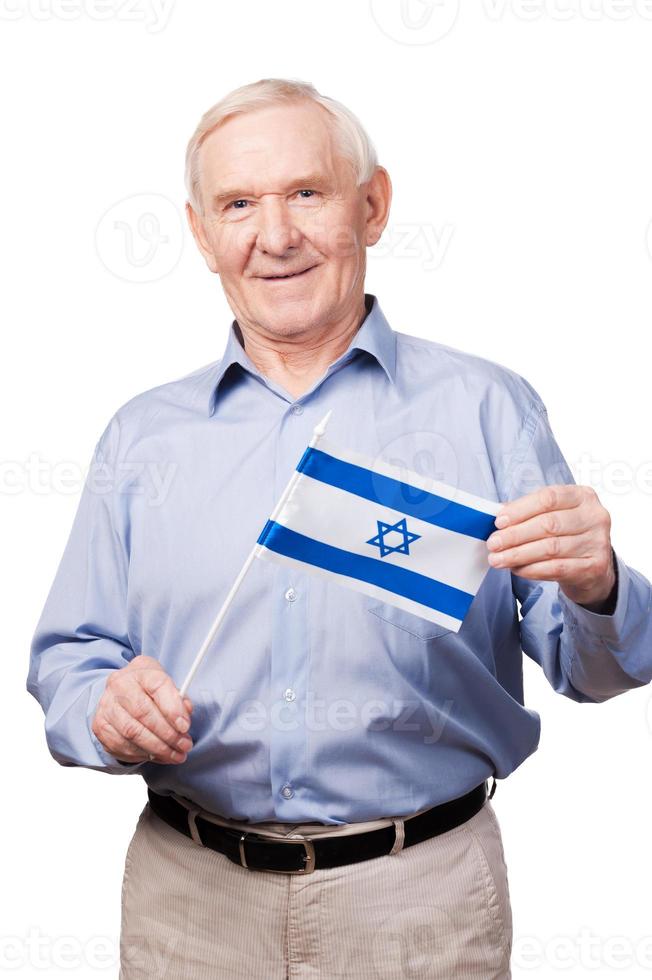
486, 485, 616, 609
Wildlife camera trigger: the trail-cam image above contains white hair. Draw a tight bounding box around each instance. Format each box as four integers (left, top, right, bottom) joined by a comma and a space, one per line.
184, 77, 379, 214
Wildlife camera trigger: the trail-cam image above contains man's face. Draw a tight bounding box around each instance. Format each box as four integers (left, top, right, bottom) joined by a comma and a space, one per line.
187, 100, 390, 338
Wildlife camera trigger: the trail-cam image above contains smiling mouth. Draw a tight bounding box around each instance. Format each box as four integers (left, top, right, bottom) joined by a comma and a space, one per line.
259, 265, 317, 281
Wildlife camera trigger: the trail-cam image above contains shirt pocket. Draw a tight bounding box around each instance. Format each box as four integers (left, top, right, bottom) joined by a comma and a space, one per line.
366, 598, 454, 640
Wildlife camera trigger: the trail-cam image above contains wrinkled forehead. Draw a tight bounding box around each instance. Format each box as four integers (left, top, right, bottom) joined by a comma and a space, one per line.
197, 101, 355, 204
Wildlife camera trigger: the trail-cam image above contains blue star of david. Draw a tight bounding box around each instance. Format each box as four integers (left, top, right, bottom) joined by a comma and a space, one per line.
366, 517, 421, 558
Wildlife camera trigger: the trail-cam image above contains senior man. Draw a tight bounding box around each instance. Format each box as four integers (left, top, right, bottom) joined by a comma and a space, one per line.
28, 78, 652, 980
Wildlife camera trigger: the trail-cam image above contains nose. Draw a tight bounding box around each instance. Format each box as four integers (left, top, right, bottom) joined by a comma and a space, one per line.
255, 196, 303, 257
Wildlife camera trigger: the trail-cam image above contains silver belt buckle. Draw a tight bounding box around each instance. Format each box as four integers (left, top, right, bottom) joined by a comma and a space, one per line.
238, 832, 316, 874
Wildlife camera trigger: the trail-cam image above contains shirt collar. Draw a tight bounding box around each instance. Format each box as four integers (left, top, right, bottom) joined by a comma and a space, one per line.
203, 293, 397, 417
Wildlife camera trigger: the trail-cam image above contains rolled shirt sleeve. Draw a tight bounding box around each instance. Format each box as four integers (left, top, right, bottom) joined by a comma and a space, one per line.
502, 395, 652, 703
26, 415, 146, 774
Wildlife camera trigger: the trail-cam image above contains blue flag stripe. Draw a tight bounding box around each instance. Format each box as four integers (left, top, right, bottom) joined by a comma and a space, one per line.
257, 520, 474, 621
295, 447, 496, 541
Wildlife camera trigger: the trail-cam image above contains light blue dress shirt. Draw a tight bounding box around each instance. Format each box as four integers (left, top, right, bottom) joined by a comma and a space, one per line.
27, 294, 652, 824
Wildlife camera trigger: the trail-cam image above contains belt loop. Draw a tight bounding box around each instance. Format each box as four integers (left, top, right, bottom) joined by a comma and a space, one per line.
389, 817, 405, 855
186, 806, 203, 845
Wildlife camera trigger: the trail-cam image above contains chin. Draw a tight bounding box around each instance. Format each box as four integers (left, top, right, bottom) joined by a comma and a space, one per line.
257, 296, 328, 332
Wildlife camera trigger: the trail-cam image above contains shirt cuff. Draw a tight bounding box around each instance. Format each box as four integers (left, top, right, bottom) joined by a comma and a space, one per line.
558, 548, 631, 642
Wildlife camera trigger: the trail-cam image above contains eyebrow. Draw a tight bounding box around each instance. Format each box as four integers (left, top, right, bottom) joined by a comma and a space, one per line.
211, 173, 334, 209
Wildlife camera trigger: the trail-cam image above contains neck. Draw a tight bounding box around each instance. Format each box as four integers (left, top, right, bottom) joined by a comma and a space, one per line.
235, 295, 371, 400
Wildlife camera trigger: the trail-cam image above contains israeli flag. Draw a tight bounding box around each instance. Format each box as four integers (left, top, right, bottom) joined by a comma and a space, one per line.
254, 411, 501, 633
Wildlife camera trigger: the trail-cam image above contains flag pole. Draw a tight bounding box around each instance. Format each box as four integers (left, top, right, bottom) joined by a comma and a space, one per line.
178, 409, 333, 698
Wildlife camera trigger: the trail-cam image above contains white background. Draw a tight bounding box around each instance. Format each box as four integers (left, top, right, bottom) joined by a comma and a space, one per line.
3, 1, 652, 977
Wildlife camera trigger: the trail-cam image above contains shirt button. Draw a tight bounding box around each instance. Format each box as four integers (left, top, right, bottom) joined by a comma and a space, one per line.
285, 587, 297, 602
290, 404, 303, 415
283, 688, 296, 702
281, 784, 294, 799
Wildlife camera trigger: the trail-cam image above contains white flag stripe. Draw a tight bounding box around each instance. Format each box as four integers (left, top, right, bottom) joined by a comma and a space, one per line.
314, 435, 502, 517
277, 472, 491, 595
253, 545, 464, 632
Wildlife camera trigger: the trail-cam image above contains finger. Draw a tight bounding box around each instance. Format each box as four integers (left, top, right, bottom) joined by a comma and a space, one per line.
509, 556, 593, 582
110, 699, 190, 763
112, 685, 191, 750
110, 692, 192, 760
488, 508, 592, 553
94, 717, 149, 763
138, 669, 192, 734
488, 530, 594, 569
495, 485, 584, 529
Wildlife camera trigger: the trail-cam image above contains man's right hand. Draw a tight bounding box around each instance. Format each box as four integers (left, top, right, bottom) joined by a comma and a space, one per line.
91, 655, 194, 765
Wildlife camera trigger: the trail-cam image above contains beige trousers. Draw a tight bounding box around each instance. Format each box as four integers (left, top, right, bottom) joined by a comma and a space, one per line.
119, 795, 513, 979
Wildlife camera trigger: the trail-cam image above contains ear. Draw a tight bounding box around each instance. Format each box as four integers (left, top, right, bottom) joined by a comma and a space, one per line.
364, 167, 392, 248
186, 201, 219, 274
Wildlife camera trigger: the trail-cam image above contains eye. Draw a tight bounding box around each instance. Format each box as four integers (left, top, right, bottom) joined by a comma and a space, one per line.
296, 189, 316, 199
229, 199, 249, 210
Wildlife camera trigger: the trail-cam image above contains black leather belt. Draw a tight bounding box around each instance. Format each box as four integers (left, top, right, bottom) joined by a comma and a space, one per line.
146, 779, 494, 875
